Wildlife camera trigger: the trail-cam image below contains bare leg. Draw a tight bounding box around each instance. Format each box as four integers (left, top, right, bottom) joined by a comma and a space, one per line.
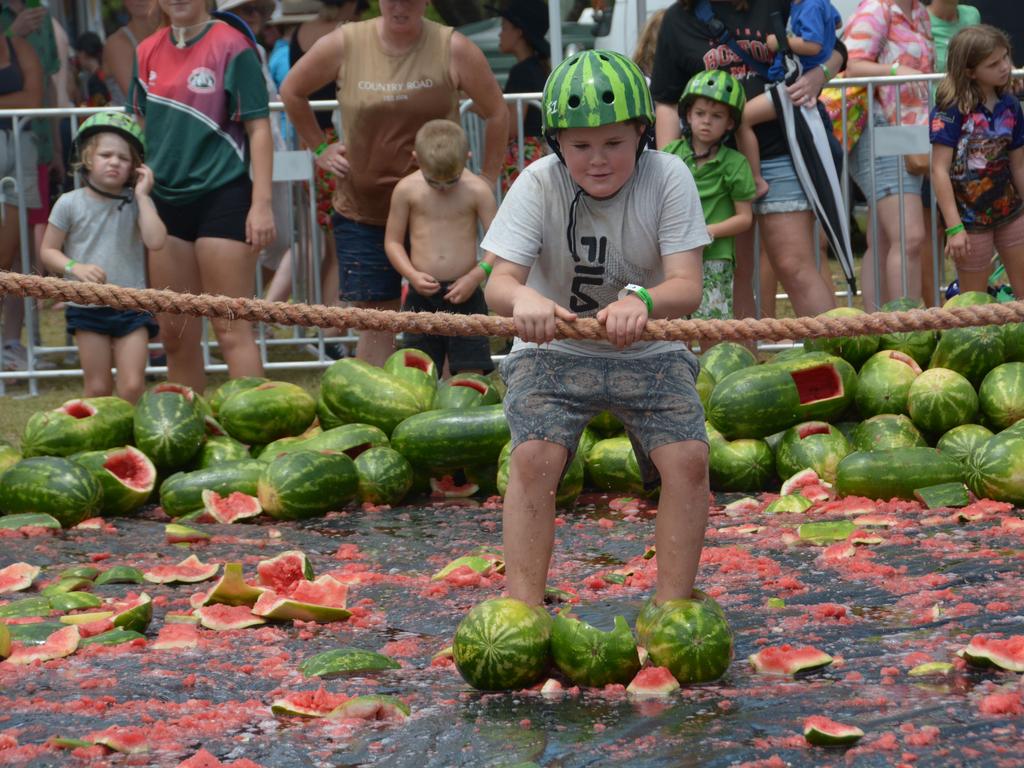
1000, 245, 1024, 299
650, 440, 710, 603
196, 237, 264, 381
759, 243, 778, 319
956, 267, 992, 295
263, 249, 293, 303
74, 330, 115, 397
148, 238, 205, 391
860, 210, 888, 312
111, 328, 150, 403
0, 203, 18, 270
759, 210, 836, 316
733, 229, 757, 320
353, 298, 399, 367
921, 206, 938, 306
502, 440, 568, 606
876, 194, 925, 305
737, 94, 777, 199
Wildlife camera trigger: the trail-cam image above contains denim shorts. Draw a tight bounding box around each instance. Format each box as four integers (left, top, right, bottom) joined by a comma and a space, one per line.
66, 306, 159, 339
850, 116, 923, 201
499, 349, 707, 490
402, 284, 494, 373
752, 154, 812, 215
332, 212, 402, 302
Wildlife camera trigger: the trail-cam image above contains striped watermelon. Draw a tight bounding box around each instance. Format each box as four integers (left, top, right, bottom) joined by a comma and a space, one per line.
21, 396, 134, 458
0, 456, 102, 527
192, 436, 250, 469
208, 376, 269, 415
453, 598, 552, 691
836, 448, 963, 500
550, 611, 641, 688
978, 362, 1024, 431
774, 421, 851, 484
854, 350, 921, 417
930, 326, 1005, 389
0, 442, 21, 475
260, 423, 389, 463
321, 359, 424, 436
384, 348, 438, 411
878, 297, 937, 368
804, 307, 880, 369
964, 432, 1024, 505
638, 590, 733, 684
936, 424, 993, 464
390, 405, 510, 470
353, 447, 413, 505
159, 460, 264, 518
907, 368, 979, 436
258, 451, 359, 520
585, 435, 646, 495
133, 390, 205, 470
709, 436, 776, 492
707, 353, 857, 439
700, 342, 757, 384
851, 414, 927, 452
218, 381, 317, 445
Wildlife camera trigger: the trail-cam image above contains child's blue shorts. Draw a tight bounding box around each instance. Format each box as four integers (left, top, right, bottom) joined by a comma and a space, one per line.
66, 306, 160, 339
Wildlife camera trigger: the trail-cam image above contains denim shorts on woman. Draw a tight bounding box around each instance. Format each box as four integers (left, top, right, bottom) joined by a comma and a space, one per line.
332, 212, 402, 302
66, 306, 159, 339
499, 349, 707, 491
850, 115, 923, 202
752, 154, 812, 215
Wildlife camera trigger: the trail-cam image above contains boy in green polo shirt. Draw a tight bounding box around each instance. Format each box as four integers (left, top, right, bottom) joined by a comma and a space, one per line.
663, 71, 756, 320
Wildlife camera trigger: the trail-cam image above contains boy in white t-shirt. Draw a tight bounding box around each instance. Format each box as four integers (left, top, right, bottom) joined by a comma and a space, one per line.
482, 50, 712, 617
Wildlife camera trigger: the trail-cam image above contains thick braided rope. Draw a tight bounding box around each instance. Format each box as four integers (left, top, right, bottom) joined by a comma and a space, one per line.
3, 272, 1023, 343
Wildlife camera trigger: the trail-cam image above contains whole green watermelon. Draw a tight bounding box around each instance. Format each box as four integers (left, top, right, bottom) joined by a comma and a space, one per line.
453, 598, 552, 691
218, 381, 317, 445
258, 450, 358, 520
0, 456, 102, 527
638, 590, 733, 684
133, 390, 205, 471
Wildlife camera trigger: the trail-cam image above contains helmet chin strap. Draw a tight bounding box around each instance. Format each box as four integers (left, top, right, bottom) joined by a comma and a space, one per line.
84, 178, 134, 211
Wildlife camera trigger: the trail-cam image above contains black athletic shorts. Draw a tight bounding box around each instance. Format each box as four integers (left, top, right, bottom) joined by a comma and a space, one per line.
154, 175, 252, 244
401, 283, 494, 374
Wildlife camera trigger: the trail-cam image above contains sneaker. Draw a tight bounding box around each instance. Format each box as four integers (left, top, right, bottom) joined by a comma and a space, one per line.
324, 341, 347, 360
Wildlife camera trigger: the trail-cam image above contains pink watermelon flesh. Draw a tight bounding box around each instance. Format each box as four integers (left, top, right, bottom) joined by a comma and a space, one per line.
960, 635, 1024, 672
886, 350, 923, 374
60, 400, 96, 419
797, 423, 831, 439
287, 576, 347, 605
104, 449, 155, 491
790, 366, 842, 405
153, 382, 195, 400
87, 726, 148, 754
256, 552, 313, 592
272, 688, 350, 716
430, 474, 479, 498
749, 644, 833, 675
401, 351, 431, 373
780, 468, 821, 497
144, 555, 219, 584
626, 666, 680, 695
197, 603, 265, 630
152, 623, 200, 649
5, 625, 80, 664
0, 562, 38, 593
452, 380, 487, 394
204, 491, 261, 523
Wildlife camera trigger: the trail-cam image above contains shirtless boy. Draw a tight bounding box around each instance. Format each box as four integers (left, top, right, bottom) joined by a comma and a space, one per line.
385, 119, 499, 374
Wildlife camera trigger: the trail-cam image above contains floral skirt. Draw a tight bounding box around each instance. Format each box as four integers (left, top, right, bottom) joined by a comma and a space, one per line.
315, 127, 339, 231
500, 136, 545, 195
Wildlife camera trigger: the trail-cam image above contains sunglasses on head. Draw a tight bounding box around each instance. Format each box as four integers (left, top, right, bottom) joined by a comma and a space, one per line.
424, 171, 462, 190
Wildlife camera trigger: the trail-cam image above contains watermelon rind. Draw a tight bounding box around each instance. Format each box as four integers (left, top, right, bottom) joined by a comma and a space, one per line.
850, 414, 927, 452
937, 423, 993, 464
48, 591, 103, 612
320, 358, 425, 436
208, 376, 269, 416
59, 610, 114, 625
251, 574, 351, 623
0, 512, 61, 530
550, 611, 641, 688
964, 432, 1024, 505
797, 520, 856, 544
94, 566, 144, 586
72, 446, 156, 516
202, 489, 262, 523
978, 362, 1024, 431
59, 566, 99, 581
907, 368, 979, 436
165, 523, 210, 544
877, 297, 937, 367
20, 397, 133, 458
913, 482, 970, 510
270, 688, 351, 717
908, 661, 955, 677
391, 405, 511, 471
0, 623, 10, 659
854, 350, 921, 418
709, 437, 776, 493
0, 562, 40, 593
4, 624, 80, 664
192, 436, 250, 469
431, 554, 500, 581
957, 635, 1024, 672
453, 598, 552, 691
764, 494, 813, 514
0, 456, 102, 528
929, 323, 1005, 388
260, 423, 390, 464
803, 715, 864, 747
196, 603, 267, 631
109, 593, 153, 633
585, 436, 647, 496
299, 647, 401, 678
804, 307, 880, 369
776, 423, 851, 485
639, 591, 733, 684
327, 694, 410, 721
0, 596, 52, 619
836, 448, 964, 501
159, 460, 264, 518
41, 577, 93, 596
749, 644, 833, 675
203, 562, 265, 607
79, 628, 145, 647
384, 348, 438, 412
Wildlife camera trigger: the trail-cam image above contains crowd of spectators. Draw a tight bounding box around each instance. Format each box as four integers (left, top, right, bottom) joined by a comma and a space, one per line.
0, 0, 1023, 390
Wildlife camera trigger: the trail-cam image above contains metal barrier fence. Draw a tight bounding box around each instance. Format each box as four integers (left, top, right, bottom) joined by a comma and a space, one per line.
0, 72, 1016, 391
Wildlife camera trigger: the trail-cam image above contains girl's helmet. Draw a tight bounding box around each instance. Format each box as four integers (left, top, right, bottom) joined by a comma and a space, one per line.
72, 112, 146, 161
679, 70, 747, 125
542, 49, 654, 159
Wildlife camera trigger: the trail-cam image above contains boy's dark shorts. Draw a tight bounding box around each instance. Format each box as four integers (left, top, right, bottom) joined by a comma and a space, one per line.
332, 212, 403, 303
154, 174, 252, 244
66, 306, 159, 339
499, 348, 707, 490
401, 284, 494, 374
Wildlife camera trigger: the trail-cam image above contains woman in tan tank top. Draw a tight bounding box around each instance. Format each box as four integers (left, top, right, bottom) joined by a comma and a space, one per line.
103, 0, 160, 106
280, 0, 507, 366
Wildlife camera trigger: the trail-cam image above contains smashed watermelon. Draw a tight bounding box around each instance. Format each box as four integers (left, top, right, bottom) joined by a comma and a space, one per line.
749, 644, 833, 675
251, 574, 350, 622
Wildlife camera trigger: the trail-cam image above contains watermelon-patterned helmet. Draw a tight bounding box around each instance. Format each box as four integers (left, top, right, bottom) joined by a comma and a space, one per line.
543, 49, 655, 134
73, 112, 146, 160
680, 70, 747, 124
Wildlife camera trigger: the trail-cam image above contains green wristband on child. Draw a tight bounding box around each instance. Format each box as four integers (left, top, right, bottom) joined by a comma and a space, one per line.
314, 141, 329, 157
64, 260, 76, 276
946, 223, 966, 237
890, 62, 900, 76
477, 261, 492, 277
618, 284, 654, 315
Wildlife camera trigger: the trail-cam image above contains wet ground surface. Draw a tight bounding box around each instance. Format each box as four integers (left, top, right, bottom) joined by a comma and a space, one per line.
1, 491, 1023, 767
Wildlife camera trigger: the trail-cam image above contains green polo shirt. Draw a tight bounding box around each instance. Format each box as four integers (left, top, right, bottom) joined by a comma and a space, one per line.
930, 6, 981, 73
662, 139, 756, 263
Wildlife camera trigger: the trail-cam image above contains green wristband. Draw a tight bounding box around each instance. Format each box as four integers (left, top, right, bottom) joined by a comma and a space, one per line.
821, 63, 833, 81
946, 223, 966, 237
64, 259, 76, 276
619, 284, 654, 315
314, 141, 329, 157
477, 261, 492, 277
890, 62, 900, 76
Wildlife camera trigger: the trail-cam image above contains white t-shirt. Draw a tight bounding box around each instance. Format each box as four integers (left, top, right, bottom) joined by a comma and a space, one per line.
481, 150, 710, 358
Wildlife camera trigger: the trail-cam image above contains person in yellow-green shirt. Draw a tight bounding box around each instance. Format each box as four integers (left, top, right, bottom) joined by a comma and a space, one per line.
662, 71, 756, 320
